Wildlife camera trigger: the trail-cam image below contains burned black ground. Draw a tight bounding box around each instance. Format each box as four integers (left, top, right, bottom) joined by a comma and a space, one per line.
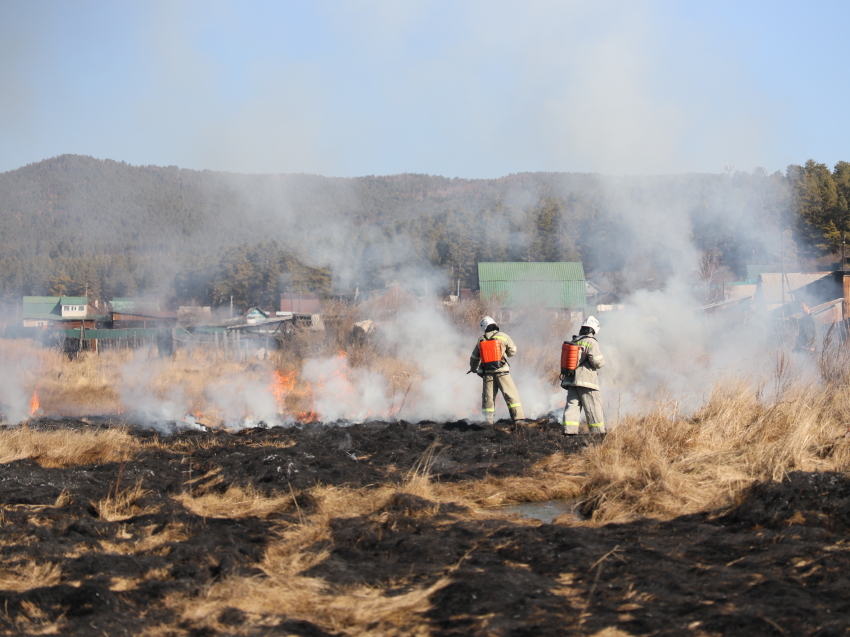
1, 419, 849, 635
11, 416, 587, 496
313, 471, 850, 636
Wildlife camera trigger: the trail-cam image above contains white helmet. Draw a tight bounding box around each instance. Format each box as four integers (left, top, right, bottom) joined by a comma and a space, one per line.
480, 316, 497, 331
582, 316, 600, 334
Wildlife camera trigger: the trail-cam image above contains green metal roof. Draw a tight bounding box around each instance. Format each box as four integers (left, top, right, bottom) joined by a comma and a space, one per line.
477, 262, 587, 309
111, 297, 161, 313
22, 296, 88, 320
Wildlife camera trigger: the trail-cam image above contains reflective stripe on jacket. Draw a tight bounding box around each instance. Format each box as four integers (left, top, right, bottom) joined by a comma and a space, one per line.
470, 331, 517, 375
560, 334, 604, 390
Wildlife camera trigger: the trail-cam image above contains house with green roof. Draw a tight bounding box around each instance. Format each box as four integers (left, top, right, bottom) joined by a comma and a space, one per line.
22, 296, 88, 327
477, 262, 587, 310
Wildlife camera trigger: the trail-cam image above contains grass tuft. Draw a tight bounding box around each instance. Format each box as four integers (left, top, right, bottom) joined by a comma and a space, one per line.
0, 426, 139, 468
176, 484, 293, 519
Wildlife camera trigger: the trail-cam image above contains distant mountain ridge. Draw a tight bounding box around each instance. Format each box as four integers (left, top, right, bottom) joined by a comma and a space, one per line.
3, 153, 837, 311
0, 154, 607, 257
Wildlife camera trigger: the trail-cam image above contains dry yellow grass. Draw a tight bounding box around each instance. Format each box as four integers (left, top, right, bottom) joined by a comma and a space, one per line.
435, 451, 585, 509
38, 349, 125, 415
176, 484, 293, 519
99, 523, 189, 556
9, 600, 60, 636
0, 426, 139, 467
0, 560, 61, 592
174, 572, 449, 637
572, 373, 850, 523
110, 567, 170, 592
93, 480, 160, 522
164, 464, 453, 637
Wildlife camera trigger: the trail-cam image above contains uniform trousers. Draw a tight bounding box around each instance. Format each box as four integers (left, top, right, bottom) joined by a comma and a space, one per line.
562, 385, 604, 434
482, 372, 523, 423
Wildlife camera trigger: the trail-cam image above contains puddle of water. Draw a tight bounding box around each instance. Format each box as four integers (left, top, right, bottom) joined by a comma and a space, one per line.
499, 498, 581, 524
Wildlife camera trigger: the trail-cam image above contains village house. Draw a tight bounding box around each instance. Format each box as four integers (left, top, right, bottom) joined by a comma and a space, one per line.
22, 296, 94, 329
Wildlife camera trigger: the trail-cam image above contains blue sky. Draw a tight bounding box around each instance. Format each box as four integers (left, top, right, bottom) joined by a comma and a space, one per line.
1, 0, 848, 178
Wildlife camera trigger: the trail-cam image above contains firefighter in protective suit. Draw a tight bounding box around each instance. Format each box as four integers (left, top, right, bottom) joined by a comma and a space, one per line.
469, 316, 524, 425
795, 302, 817, 353
561, 316, 605, 435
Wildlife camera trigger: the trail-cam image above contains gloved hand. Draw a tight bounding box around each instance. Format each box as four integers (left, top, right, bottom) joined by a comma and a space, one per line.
476, 369, 484, 377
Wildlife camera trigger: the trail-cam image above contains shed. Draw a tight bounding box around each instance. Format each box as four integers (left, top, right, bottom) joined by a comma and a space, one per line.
755, 272, 838, 310
477, 262, 587, 309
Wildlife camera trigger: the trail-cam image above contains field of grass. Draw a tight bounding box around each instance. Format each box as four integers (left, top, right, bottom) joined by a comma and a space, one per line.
2, 304, 850, 634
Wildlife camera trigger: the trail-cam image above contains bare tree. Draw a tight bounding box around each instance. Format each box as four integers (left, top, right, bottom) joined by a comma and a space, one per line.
699, 248, 723, 304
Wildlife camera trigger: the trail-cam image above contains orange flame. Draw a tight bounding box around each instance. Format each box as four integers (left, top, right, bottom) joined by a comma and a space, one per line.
29, 390, 40, 416
271, 369, 321, 421
270, 370, 297, 404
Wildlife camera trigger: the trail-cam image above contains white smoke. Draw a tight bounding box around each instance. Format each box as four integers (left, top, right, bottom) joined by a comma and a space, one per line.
0, 348, 36, 424
301, 354, 392, 422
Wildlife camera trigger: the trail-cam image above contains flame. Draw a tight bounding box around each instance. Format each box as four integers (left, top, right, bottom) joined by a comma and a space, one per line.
270, 370, 297, 405
29, 390, 39, 416
270, 369, 320, 422
269, 350, 406, 424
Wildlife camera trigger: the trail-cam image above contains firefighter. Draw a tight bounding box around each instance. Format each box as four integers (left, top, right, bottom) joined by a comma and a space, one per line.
561, 316, 605, 436
795, 302, 817, 353
469, 316, 524, 425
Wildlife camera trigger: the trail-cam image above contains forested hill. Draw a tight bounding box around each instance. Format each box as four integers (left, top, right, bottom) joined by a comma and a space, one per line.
0, 154, 602, 251
0, 154, 846, 310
